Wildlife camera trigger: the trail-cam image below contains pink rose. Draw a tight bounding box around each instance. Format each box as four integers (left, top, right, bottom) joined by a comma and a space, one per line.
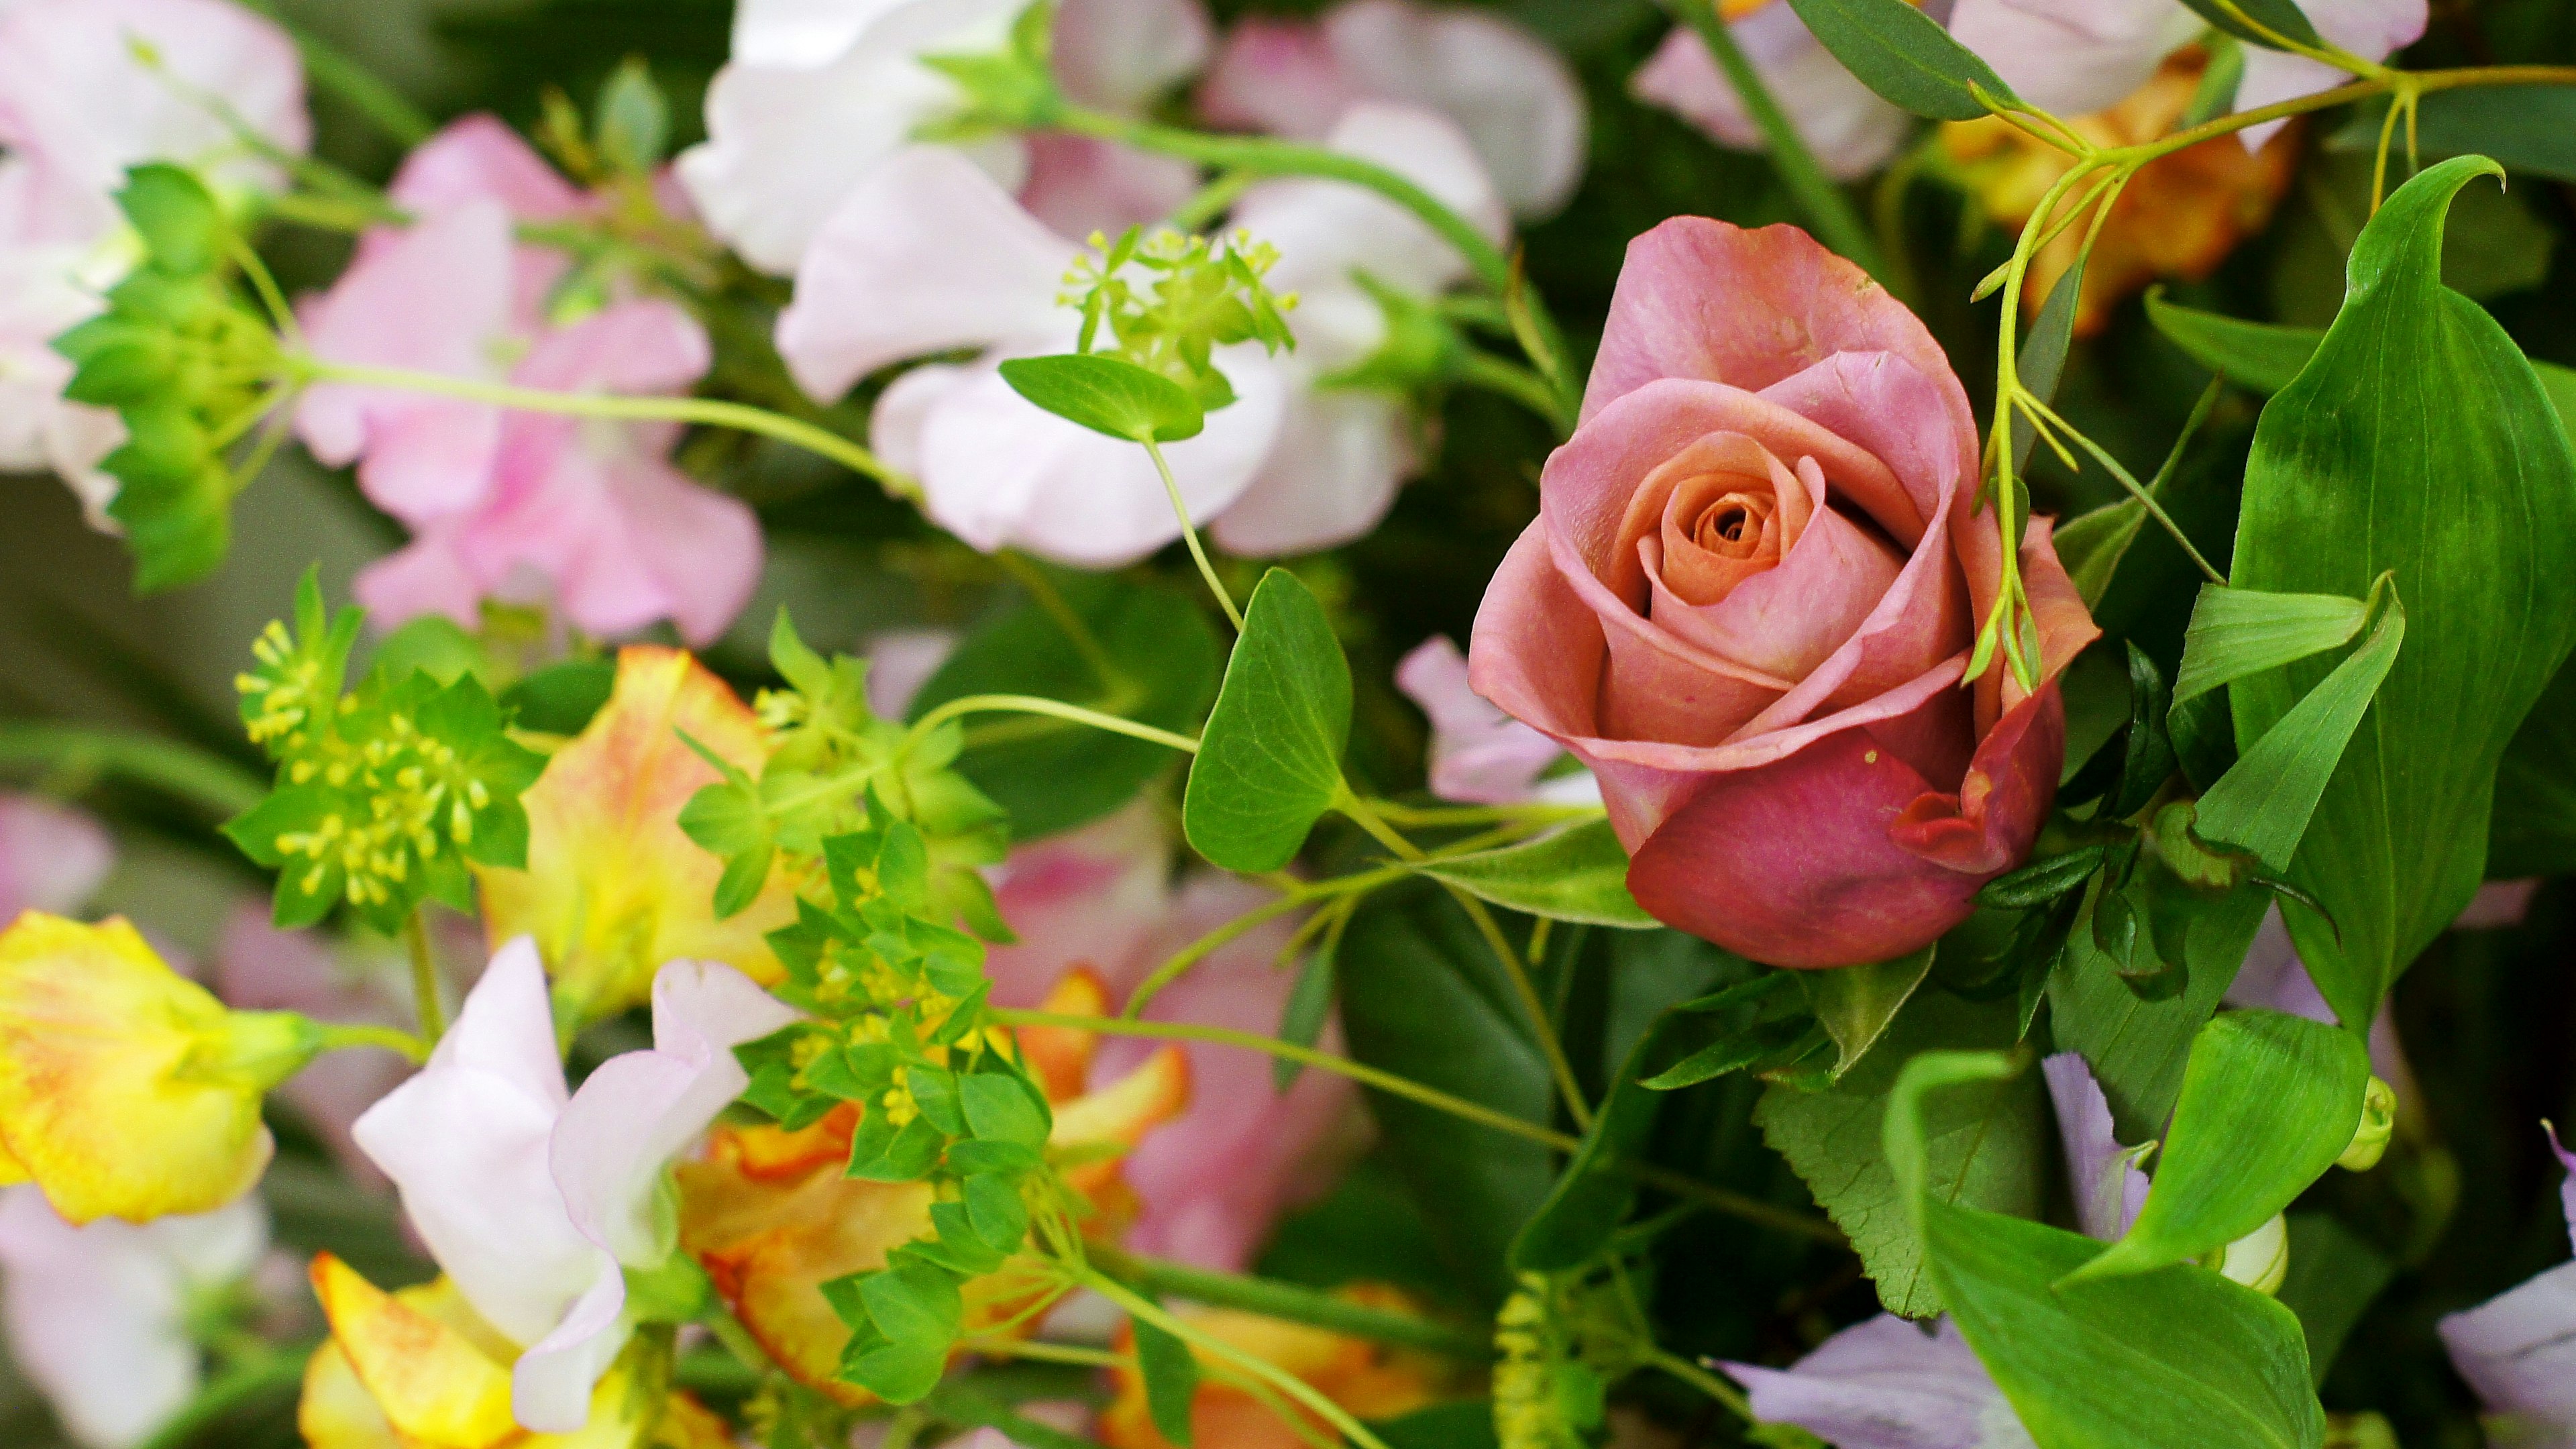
1468, 219, 2097, 968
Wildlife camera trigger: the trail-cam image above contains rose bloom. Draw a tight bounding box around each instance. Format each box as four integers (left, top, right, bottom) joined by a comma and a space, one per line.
1468, 219, 2096, 968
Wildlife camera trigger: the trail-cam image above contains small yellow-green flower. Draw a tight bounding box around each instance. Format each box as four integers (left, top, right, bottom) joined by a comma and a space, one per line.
0, 912, 321, 1224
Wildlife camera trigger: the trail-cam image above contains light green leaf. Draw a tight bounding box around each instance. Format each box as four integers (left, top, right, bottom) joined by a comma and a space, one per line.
999, 354, 1205, 442
2172, 0, 2320, 50
1409, 818, 1654, 928
1799, 946, 1933, 1079
1782, 0, 2020, 120
1886, 1054, 2327, 1449
2049, 883, 2269, 1143
2173, 584, 2369, 707
1132, 1313, 1199, 1446
2068, 1011, 2369, 1283
1183, 569, 1352, 873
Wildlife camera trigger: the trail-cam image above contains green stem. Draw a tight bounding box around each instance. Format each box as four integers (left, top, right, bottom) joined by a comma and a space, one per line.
1122, 864, 1407, 1018
1091, 1244, 1493, 1360
315, 1021, 430, 1065
907, 694, 1199, 755
1665, 0, 1894, 288
135, 1350, 309, 1449
1140, 436, 1246, 633
291, 358, 921, 502
1079, 1269, 1396, 1449
1648, 1349, 1753, 1422
0, 724, 267, 816
402, 911, 446, 1046
1452, 351, 1569, 431
1360, 800, 1601, 829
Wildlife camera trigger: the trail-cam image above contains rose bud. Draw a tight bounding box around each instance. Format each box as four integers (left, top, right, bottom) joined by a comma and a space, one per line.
1468, 218, 2098, 967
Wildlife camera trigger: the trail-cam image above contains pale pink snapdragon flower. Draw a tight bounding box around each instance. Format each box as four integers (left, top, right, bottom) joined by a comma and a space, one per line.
1199, 0, 1589, 220
0, 0, 308, 522
1630, 4, 1911, 181
1020, 0, 1216, 239
0, 792, 114, 922
296, 117, 761, 645
1395, 636, 1599, 808
350, 938, 794, 1432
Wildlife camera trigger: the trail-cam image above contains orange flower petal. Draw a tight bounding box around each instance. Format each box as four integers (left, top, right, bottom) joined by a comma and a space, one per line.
310, 1254, 520, 1449
1100, 1286, 1454, 1449
1015, 967, 1111, 1102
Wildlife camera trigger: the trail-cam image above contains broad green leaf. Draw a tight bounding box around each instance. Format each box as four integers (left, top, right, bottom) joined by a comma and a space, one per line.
2492, 657, 2576, 875
1132, 1313, 1199, 1446
1886, 1054, 2327, 1449
2333, 86, 2576, 183
2275, 1214, 2397, 1385
1799, 946, 1933, 1079
1754, 991, 2045, 1317
2197, 578, 2404, 875
959, 1071, 1051, 1146
1409, 818, 1654, 928
2173, 584, 2369, 707
1183, 570, 1352, 873
2172, 0, 2320, 50
998, 354, 1205, 442
1782, 0, 2020, 120
1510, 1006, 1697, 1272
1337, 887, 1552, 1306
2050, 883, 2268, 1142
912, 570, 1220, 840
2146, 291, 2322, 394
2069, 1011, 2369, 1283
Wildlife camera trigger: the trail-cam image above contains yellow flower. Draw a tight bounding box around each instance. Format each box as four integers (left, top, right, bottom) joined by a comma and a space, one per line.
0, 912, 319, 1224
302, 1252, 710, 1449
1099, 1285, 1456, 1449
477, 647, 798, 1024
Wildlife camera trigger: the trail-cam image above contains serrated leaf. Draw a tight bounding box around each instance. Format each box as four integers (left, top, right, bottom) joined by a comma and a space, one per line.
999, 354, 1205, 442
1409, 818, 1653, 928
1183, 570, 1352, 873
1783, 0, 2020, 120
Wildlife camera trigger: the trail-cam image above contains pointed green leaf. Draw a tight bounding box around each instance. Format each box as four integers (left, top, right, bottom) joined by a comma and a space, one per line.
1409, 818, 1653, 928
2172, 0, 2320, 50
1183, 569, 1352, 873
2145, 291, 2325, 395
1799, 945, 1933, 1079
1782, 0, 2019, 119
999, 354, 1205, 442
1509, 1006, 1697, 1272
2173, 585, 2369, 706
1132, 1312, 1200, 1446
2332, 86, 2576, 184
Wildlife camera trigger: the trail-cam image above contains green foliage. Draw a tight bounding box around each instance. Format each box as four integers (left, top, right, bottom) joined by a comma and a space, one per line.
2334, 87, 2576, 184
223, 570, 545, 931
1410, 819, 1655, 929
2171, 0, 2321, 50
1132, 1313, 1199, 1446
54, 166, 287, 592
1000, 355, 1208, 443
1781, 0, 2020, 120
1800, 948, 1935, 1079
1183, 570, 1353, 873
2072, 1011, 2369, 1283
2174, 585, 2373, 708
1510, 1006, 1699, 1273
2050, 881, 2269, 1143
591, 56, 671, 173
1886, 1053, 2326, 1449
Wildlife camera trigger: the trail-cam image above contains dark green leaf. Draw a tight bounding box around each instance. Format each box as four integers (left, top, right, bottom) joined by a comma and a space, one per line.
1409, 818, 1653, 928
2491, 656, 2576, 875
2332, 87, 2576, 182
999, 354, 1205, 442
2145, 291, 2325, 394
1273, 930, 1338, 1093
1783, 0, 2020, 119
1132, 1313, 1199, 1446
2070, 1011, 2369, 1283
1183, 570, 1352, 873
2050, 883, 2267, 1142
501, 659, 617, 736
2105, 643, 2178, 820
1509, 1006, 1696, 1271
2012, 257, 2086, 472
1979, 847, 2110, 910
2172, 0, 2320, 47
2274, 1213, 2396, 1385
1799, 946, 1933, 1079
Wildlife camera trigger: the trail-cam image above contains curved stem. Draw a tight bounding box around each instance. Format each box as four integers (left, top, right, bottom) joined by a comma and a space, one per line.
1648, 1350, 1753, 1422
292, 358, 922, 502
0, 724, 267, 816
1124, 864, 1407, 1018
907, 694, 1199, 755
402, 910, 447, 1046
1091, 1244, 1491, 1360
1079, 1268, 1395, 1449
315, 1020, 430, 1064
1452, 351, 1568, 430
1141, 437, 1245, 633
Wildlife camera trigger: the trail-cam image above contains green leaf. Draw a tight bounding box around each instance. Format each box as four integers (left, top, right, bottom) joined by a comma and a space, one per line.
1509, 1006, 1696, 1272
2491, 657, 2576, 875
2171, 0, 2320, 50
1782, 0, 2020, 119
841, 1338, 947, 1405
962, 1173, 1030, 1254
2104, 643, 2178, 820
857, 1256, 963, 1348
1409, 818, 1654, 928
2174, 585, 2369, 708
2332, 87, 2576, 183
1132, 1313, 1200, 1446
2069, 1011, 2369, 1283
911, 571, 1220, 840
1886, 1053, 2328, 1449
2196, 578, 2404, 875
960, 1069, 1053, 1146
999, 354, 1205, 442
1337, 887, 1553, 1306
2049, 884, 2269, 1142
2274, 1213, 2396, 1385
592, 56, 670, 172
2012, 258, 2086, 473
1183, 570, 1352, 873
2145, 291, 2324, 394
116, 164, 227, 275
500, 659, 617, 737
1799, 946, 1933, 1079
1754, 991, 2046, 1317
1273, 930, 1338, 1093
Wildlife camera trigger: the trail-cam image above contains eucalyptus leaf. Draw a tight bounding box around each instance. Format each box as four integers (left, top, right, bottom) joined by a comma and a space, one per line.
1799, 946, 1933, 1079
1410, 818, 1654, 928
1183, 570, 1353, 873
2173, 584, 2369, 707
998, 354, 1206, 442
1782, 0, 2019, 120
2070, 1011, 2369, 1283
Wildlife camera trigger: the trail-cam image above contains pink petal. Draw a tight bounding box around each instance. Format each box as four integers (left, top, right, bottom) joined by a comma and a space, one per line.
1631, 8, 1911, 184
1018, 133, 1203, 240
1208, 376, 1413, 556
2455, 879, 2541, 931
2042, 1053, 2148, 1243
1232, 101, 1507, 301
2233, 0, 2427, 150
1395, 637, 1574, 806
386, 114, 586, 222
864, 629, 960, 721
1720, 1314, 2008, 1449
777, 146, 1075, 401
985, 804, 1176, 1006
1053, 0, 1214, 111
1316, 0, 1587, 219
353, 526, 487, 635
1945, 0, 2202, 119
2438, 1258, 2576, 1434
1197, 19, 1359, 140
0, 794, 111, 922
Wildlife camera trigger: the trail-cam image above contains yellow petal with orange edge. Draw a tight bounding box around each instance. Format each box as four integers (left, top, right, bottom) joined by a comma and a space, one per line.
1052, 1046, 1191, 1199
0, 912, 274, 1224
1012, 967, 1110, 1102
1100, 1285, 1455, 1449
477, 647, 799, 1022
311, 1254, 520, 1449
651, 1393, 739, 1449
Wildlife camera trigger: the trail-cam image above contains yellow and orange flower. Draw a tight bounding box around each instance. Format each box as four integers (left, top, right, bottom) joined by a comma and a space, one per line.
1943, 48, 2298, 336
0, 912, 319, 1224
476, 647, 800, 1024
1098, 1285, 1456, 1449
301, 1252, 718, 1449
676, 970, 1189, 1404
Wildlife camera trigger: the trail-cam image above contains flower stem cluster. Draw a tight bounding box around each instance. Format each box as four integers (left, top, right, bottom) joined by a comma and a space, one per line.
223, 570, 546, 932
1063, 227, 1299, 410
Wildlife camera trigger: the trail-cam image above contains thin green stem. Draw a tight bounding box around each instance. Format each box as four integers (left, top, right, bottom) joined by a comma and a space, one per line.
1665, 0, 1893, 286
994, 551, 1125, 694
403, 911, 447, 1046
1091, 1244, 1492, 1360
954, 1337, 1133, 1371
1140, 436, 1245, 632
0, 724, 267, 816
315, 1021, 430, 1064
908, 694, 1199, 755
1453, 350, 1568, 430
1125, 865, 1405, 1016
1359, 799, 1601, 829
135, 1350, 309, 1449
2019, 394, 2224, 585
1649, 1350, 1753, 1422
1171, 170, 1257, 233
1079, 1269, 1395, 1449
292, 358, 921, 502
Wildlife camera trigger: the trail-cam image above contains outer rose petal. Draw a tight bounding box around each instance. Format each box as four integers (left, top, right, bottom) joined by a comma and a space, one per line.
1719, 1315, 2019, 1449
1624, 686, 2063, 967
1945, 0, 2203, 119
476, 648, 798, 1022
1632, 7, 1911, 184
